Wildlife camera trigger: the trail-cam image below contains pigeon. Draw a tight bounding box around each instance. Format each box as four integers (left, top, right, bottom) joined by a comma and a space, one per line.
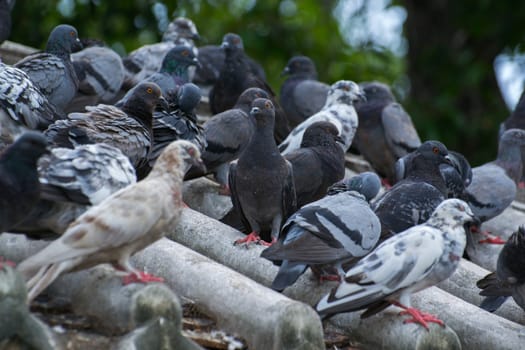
499, 89, 525, 185
316, 198, 479, 329
353, 81, 421, 185
0, 132, 49, 233
285, 121, 345, 208
279, 55, 329, 128
15, 24, 82, 113
122, 17, 200, 88
149, 82, 205, 170
69, 44, 125, 111
44, 82, 168, 170
0, 62, 62, 150
229, 98, 296, 245
0, 0, 14, 44
17, 140, 205, 302
462, 128, 525, 244
278, 80, 365, 156
396, 150, 472, 199
477, 226, 525, 312
11, 143, 136, 237
373, 140, 452, 239
185, 87, 269, 189
261, 172, 381, 291
144, 45, 199, 104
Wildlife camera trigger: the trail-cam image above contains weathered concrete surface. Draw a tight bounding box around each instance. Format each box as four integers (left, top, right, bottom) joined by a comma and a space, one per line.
131, 238, 325, 350
438, 259, 525, 325
182, 177, 232, 220
167, 208, 525, 350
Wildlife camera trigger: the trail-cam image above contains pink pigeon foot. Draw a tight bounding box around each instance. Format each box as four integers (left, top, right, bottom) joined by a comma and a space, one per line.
392, 301, 444, 330
319, 274, 341, 283
478, 235, 506, 244
519, 181, 525, 189
218, 184, 231, 196
122, 271, 164, 285
381, 178, 392, 189
234, 231, 262, 246
0, 257, 15, 268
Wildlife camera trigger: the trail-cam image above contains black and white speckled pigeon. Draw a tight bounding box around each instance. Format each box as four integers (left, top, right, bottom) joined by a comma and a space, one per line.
354, 81, 421, 185
15, 24, 82, 113
0, 62, 62, 150
11, 143, 136, 236
69, 45, 125, 111
18, 140, 204, 302
229, 98, 296, 245
0, 0, 14, 44
185, 87, 268, 189
317, 199, 478, 329
261, 172, 381, 291
0, 132, 49, 233
285, 121, 345, 208
279, 80, 365, 155
122, 17, 200, 88
373, 140, 452, 240
462, 128, 525, 245
45, 82, 167, 170
144, 45, 199, 104
279, 56, 329, 128
477, 226, 525, 312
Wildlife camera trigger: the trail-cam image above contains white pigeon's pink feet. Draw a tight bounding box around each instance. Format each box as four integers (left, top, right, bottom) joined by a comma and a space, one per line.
0, 257, 15, 268
470, 226, 506, 244
234, 232, 275, 246
122, 271, 164, 285
392, 301, 444, 330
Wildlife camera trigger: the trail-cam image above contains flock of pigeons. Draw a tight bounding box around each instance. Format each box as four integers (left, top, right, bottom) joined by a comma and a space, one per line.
1, 15, 525, 333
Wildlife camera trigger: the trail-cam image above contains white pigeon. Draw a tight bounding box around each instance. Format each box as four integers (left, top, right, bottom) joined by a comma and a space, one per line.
278, 80, 365, 155
316, 198, 479, 330
17, 140, 204, 302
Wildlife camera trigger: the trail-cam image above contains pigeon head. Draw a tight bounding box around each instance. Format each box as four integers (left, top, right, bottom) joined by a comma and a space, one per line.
499, 128, 525, 149
328, 172, 381, 200
46, 24, 82, 56
151, 139, 204, 178
3, 131, 49, 164
121, 82, 168, 124
176, 83, 202, 114
427, 198, 478, 228
235, 87, 270, 113
359, 81, 396, 104
281, 56, 317, 78
326, 80, 366, 106
160, 45, 200, 74
300, 121, 342, 148
414, 140, 451, 163
250, 98, 275, 129
221, 33, 244, 51
162, 17, 200, 43
447, 150, 472, 187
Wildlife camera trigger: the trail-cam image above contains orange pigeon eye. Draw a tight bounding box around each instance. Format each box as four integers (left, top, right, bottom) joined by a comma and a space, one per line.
432, 147, 439, 154
265, 101, 272, 109
147, 87, 153, 94
182, 50, 189, 56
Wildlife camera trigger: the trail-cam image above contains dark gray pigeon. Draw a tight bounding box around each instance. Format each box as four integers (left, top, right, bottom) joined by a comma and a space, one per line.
478, 226, 525, 312
316, 199, 478, 329
285, 121, 345, 208
0, 0, 14, 44
44, 82, 167, 171
185, 87, 269, 190
0, 62, 62, 150
354, 81, 421, 185
279, 55, 329, 128
0, 131, 49, 233
229, 98, 296, 245
499, 89, 525, 185
15, 24, 82, 113
372, 140, 452, 240
12, 143, 136, 236
261, 172, 381, 292
122, 17, 200, 88
279, 80, 365, 155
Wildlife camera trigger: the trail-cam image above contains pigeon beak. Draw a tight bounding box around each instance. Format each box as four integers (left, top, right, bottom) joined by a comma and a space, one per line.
185, 157, 207, 176
444, 154, 454, 166
335, 135, 344, 145
158, 96, 169, 111
191, 33, 201, 41
357, 91, 367, 103
250, 106, 260, 115
220, 41, 230, 49
192, 57, 202, 68
72, 38, 83, 52
280, 66, 290, 77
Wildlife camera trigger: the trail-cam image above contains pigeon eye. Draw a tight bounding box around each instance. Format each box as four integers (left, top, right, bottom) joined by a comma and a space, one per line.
182, 50, 189, 57
265, 101, 272, 109
146, 87, 153, 94
70, 31, 75, 37
432, 147, 439, 154
187, 147, 195, 156
458, 204, 465, 212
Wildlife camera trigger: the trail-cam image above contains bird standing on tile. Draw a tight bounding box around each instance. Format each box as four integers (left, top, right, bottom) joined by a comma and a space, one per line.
278, 80, 365, 156
17, 140, 204, 302
279, 55, 329, 128
316, 199, 479, 330
229, 98, 296, 245
353, 81, 421, 185
15, 24, 82, 113
285, 121, 345, 208
261, 172, 381, 291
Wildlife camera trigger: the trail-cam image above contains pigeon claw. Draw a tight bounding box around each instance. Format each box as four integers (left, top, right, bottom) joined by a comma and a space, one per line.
257, 237, 276, 247
234, 232, 261, 246
478, 235, 506, 245
0, 257, 16, 268
398, 307, 445, 330
319, 274, 341, 283
218, 184, 231, 196
122, 271, 164, 285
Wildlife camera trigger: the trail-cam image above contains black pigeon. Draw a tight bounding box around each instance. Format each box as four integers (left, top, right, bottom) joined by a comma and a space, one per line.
0, 0, 14, 44
185, 87, 268, 189
0, 132, 49, 232
373, 140, 452, 240
279, 55, 329, 128
229, 98, 296, 245
144, 45, 199, 104
15, 24, 82, 113
44, 82, 167, 171
285, 121, 345, 208
478, 226, 525, 312
261, 172, 381, 292
354, 81, 421, 185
